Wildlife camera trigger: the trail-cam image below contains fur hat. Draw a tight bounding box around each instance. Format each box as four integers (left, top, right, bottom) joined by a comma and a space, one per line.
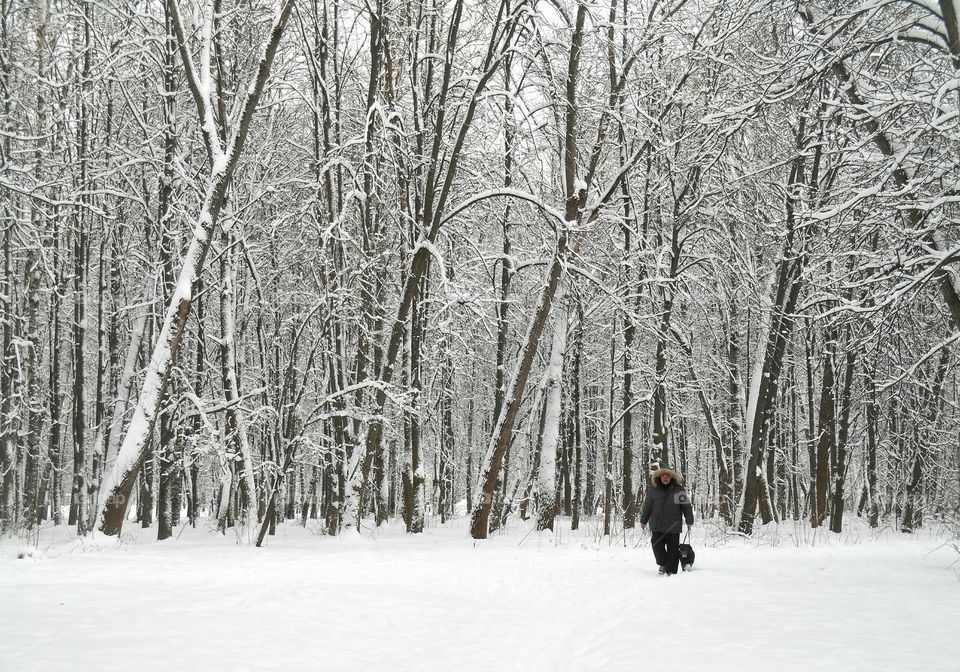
650, 467, 683, 486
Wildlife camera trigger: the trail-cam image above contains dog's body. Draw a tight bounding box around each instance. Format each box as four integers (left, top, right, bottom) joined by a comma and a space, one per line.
678, 544, 696, 571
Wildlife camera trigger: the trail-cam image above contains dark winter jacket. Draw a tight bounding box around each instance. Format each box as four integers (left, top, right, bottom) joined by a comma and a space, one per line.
640, 468, 694, 533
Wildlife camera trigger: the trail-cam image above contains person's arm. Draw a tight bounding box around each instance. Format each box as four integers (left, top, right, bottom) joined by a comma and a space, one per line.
639, 490, 654, 528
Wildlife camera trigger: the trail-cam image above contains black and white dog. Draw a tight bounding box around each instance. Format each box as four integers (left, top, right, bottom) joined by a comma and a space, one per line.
678, 543, 696, 571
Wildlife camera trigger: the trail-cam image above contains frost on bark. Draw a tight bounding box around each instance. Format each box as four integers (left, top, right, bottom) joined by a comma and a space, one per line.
96, 0, 296, 536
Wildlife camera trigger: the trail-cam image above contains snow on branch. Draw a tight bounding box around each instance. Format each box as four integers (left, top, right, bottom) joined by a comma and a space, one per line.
879, 330, 960, 392
441, 187, 566, 227
166, 0, 225, 163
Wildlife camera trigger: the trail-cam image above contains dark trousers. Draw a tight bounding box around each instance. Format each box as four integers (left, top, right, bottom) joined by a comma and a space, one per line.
651, 531, 680, 574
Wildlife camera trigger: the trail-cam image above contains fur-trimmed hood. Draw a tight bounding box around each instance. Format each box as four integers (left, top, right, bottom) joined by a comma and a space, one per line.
650, 467, 684, 486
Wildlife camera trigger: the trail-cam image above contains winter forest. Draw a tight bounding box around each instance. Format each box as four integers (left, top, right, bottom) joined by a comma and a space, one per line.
2, 0, 960, 667
4, 0, 959, 542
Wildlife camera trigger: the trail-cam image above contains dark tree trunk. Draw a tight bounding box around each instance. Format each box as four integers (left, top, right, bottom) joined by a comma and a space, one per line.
439, 352, 456, 524
139, 449, 154, 528
0, 0, 17, 533
814, 334, 835, 528
829, 348, 855, 533
864, 366, 880, 527
569, 304, 584, 531
603, 323, 616, 537
157, 414, 175, 540
22, 246, 43, 528
723, 295, 742, 526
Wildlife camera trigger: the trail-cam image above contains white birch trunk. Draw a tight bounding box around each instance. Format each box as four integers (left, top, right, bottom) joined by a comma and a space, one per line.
341, 419, 369, 530
103, 309, 149, 479
536, 293, 567, 531
739, 265, 776, 523
217, 451, 234, 531
469, 239, 569, 538
743, 267, 775, 464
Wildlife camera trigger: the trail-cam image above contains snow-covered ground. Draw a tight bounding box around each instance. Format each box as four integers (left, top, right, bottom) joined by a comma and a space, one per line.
2, 517, 958, 671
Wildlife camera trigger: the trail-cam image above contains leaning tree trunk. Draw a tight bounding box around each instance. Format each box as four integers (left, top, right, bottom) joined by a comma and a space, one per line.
471, 224, 575, 540
97, 0, 296, 536
470, 3, 590, 541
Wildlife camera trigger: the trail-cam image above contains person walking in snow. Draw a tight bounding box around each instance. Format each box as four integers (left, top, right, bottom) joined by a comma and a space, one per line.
639, 467, 694, 575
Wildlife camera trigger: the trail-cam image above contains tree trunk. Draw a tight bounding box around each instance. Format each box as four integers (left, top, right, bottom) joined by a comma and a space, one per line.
220, 229, 259, 532
739, 126, 819, 534
901, 350, 949, 532
439, 351, 456, 524
470, 2, 588, 540
620, 214, 636, 529
829, 347, 855, 533
68, 0, 93, 533
864, 365, 880, 527
97, 0, 296, 535
603, 321, 616, 538
156, 414, 176, 540
814, 335, 835, 528
342, 0, 521, 528
0, 196, 15, 531
22, 247, 43, 528
407, 270, 426, 533
673, 328, 730, 526
536, 298, 567, 532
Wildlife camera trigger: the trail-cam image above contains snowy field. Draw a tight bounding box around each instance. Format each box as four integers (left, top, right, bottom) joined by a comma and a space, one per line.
2, 518, 958, 672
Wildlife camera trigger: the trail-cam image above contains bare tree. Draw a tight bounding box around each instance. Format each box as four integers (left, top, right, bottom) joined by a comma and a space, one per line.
97, 0, 296, 535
